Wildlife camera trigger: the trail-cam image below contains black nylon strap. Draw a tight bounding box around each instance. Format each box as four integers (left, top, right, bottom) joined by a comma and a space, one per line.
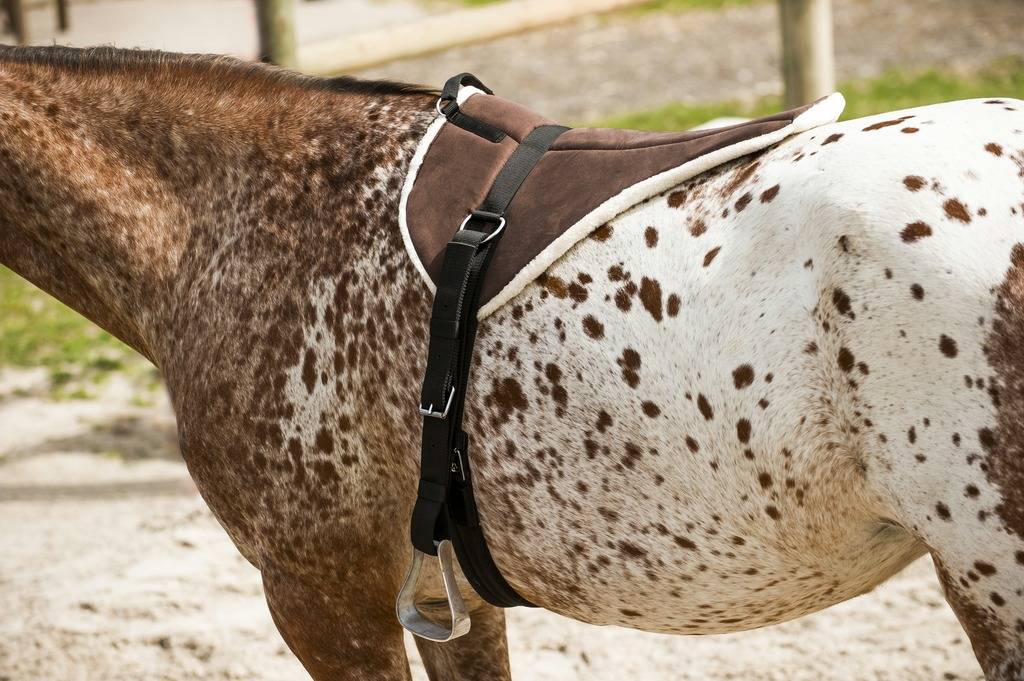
410, 116, 570, 609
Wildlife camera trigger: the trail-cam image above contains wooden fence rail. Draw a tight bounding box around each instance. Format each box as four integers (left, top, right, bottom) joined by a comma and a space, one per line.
298, 0, 649, 76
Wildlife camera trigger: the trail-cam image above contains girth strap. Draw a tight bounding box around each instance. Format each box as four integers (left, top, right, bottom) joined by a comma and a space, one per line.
410, 82, 569, 609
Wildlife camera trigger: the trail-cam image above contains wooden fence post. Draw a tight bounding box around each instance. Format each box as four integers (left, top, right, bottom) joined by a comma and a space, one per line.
255, 0, 298, 69
5, 0, 28, 45
56, 0, 68, 31
778, 0, 835, 108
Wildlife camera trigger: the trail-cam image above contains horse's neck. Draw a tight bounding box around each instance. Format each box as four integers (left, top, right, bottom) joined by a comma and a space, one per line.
0, 50, 432, 366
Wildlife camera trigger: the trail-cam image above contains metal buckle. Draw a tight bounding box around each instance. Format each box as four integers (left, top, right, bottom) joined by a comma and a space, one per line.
419, 386, 455, 420
459, 211, 506, 244
435, 97, 453, 116
396, 540, 472, 642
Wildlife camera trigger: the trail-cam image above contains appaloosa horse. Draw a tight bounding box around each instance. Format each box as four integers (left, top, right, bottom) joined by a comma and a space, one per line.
1, 45, 1023, 680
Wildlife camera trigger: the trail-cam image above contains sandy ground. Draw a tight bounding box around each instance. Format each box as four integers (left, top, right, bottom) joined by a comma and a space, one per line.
0, 369, 986, 680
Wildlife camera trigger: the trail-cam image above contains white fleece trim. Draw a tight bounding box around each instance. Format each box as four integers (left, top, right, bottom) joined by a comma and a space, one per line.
399, 92, 846, 318
398, 86, 489, 294
398, 112, 446, 292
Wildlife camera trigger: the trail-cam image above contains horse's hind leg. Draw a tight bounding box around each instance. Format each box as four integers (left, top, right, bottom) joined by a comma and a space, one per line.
262, 566, 412, 681
931, 545, 1024, 680
413, 603, 512, 681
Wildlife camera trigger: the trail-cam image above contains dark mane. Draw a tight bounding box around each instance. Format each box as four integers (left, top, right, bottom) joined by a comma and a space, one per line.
0, 44, 438, 97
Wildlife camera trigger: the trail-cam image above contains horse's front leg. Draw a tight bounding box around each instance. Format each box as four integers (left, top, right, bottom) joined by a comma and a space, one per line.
262, 564, 412, 681
413, 602, 512, 681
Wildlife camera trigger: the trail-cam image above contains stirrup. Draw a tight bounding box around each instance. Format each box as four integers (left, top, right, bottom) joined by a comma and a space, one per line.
396, 540, 471, 642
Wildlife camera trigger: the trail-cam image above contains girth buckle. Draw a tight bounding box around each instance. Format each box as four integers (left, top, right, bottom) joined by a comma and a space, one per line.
419, 386, 456, 420
396, 540, 472, 641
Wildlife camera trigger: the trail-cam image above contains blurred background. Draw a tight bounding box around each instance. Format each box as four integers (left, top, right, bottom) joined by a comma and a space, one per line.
1, 0, 1021, 679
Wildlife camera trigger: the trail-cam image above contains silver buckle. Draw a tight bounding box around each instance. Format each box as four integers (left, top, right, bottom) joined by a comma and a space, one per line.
459, 212, 506, 244
419, 386, 455, 420
396, 540, 472, 642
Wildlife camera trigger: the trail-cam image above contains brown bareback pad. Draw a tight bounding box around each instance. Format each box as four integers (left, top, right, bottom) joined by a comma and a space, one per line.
406, 93, 814, 308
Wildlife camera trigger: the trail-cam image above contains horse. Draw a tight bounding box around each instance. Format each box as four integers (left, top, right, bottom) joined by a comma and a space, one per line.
1, 45, 1022, 680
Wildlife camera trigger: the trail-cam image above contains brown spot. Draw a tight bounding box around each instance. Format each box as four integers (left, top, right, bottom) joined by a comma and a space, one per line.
985, 142, 1004, 157
935, 502, 951, 520
488, 377, 529, 416
591, 223, 613, 241
974, 561, 997, 577
697, 394, 714, 421
619, 348, 641, 389
540, 274, 569, 299
673, 536, 697, 550
863, 115, 913, 131
901, 221, 933, 243
736, 419, 752, 444
639, 277, 664, 322
837, 347, 855, 372
642, 401, 661, 418
822, 133, 843, 145
620, 608, 643, 618
568, 282, 588, 304
832, 288, 853, 317
583, 315, 605, 339
901, 127, 919, 134
703, 247, 721, 267
939, 335, 958, 358
689, 219, 707, 237
301, 349, 317, 393
668, 191, 687, 208
732, 364, 755, 389
618, 541, 647, 558
944, 199, 972, 224
759, 184, 780, 203
667, 294, 681, 317
614, 288, 633, 312
735, 192, 753, 212
765, 505, 781, 520
903, 175, 926, 191
758, 472, 772, 488
685, 436, 700, 453
596, 410, 613, 433
911, 284, 925, 300
314, 428, 334, 454
804, 341, 818, 355
644, 226, 659, 248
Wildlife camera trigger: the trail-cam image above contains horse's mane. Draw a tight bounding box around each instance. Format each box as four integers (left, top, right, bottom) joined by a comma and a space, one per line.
0, 44, 437, 98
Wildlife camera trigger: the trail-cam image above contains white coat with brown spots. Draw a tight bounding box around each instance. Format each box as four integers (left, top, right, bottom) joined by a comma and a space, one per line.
1, 46, 1023, 681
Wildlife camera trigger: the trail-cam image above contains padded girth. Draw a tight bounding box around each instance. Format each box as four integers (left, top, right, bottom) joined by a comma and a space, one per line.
405, 93, 816, 309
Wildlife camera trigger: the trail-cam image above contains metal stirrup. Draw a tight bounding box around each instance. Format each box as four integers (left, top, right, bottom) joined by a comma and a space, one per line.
395, 541, 471, 642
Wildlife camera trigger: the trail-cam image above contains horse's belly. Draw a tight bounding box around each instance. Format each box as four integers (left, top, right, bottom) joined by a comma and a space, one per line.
464, 130, 938, 632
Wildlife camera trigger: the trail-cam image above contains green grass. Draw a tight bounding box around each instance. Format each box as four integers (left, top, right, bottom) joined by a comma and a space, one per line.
0, 266, 149, 394
593, 59, 1024, 130
634, 0, 758, 12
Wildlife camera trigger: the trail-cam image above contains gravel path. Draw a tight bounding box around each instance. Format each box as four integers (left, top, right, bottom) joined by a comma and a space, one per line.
360, 0, 1024, 121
